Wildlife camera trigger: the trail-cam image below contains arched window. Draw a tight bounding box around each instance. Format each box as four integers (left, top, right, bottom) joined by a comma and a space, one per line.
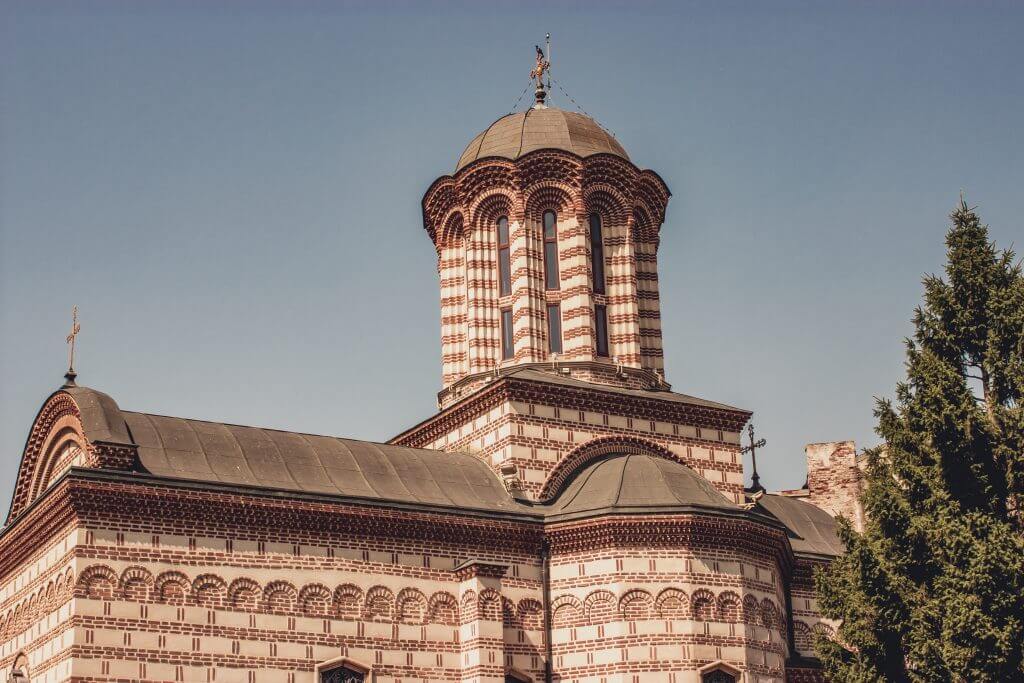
589, 213, 605, 294
496, 216, 511, 297
10, 652, 29, 682
543, 210, 559, 290
699, 663, 740, 683
321, 665, 365, 683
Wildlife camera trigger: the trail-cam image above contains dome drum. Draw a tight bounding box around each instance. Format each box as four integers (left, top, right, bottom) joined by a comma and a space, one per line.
424, 108, 671, 398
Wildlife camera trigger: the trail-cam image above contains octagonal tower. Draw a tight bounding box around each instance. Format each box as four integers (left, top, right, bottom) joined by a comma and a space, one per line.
401, 74, 749, 505
422, 97, 671, 409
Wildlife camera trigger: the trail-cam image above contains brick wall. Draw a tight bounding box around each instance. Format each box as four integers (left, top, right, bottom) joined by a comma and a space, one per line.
804, 442, 865, 532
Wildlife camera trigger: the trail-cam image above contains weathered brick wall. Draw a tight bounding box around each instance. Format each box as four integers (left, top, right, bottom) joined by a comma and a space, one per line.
805, 442, 865, 532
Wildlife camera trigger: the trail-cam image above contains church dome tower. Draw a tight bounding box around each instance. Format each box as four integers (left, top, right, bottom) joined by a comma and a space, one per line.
422, 67, 671, 408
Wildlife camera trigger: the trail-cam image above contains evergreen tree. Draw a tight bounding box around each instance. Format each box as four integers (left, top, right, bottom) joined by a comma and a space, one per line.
814, 197, 1024, 682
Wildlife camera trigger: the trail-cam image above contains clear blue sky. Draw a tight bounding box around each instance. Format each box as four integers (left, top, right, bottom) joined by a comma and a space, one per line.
2, 1, 1021, 513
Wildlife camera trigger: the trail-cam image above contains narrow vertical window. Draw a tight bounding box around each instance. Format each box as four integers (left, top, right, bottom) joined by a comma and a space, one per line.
543, 210, 559, 290
500, 308, 514, 360
496, 216, 511, 297
589, 213, 606, 294
547, 303, 562, 354
594, 305, 609, 357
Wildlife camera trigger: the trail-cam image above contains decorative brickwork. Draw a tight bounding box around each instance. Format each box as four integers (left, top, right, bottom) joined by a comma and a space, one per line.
804, 441, 866, 531
423, 150, 670, 398
0, 98, 845, 683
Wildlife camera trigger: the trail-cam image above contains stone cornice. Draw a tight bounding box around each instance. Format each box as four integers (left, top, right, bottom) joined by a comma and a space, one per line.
545, 513, 795, 577
0, 468, 824, 586
392, 373, 752, 448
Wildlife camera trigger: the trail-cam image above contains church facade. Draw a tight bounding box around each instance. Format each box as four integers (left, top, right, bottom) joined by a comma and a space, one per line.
0, 68, 864, 683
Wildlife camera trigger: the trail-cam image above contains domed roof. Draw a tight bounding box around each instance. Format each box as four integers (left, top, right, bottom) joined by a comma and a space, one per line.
545, 453, 739, 519
456, 106, 629, 171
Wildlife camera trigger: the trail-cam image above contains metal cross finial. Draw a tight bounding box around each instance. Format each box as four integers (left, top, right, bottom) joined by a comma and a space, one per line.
530, 35, 551, 107
64, 305, 81, 385
740, 422, 767, 493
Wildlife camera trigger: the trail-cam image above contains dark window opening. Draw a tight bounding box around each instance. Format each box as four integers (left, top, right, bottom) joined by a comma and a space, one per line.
501, 308, 514, 360
543, 210, 559, 290
497, 216, 511, 297
595, 305, 609, 357
589, 213, 606, 294
701, 671, 736, 683
547, 303, 562, 354
321, 667, 366, 683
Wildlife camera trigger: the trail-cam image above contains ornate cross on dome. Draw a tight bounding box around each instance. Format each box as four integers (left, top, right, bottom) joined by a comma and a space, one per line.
64, 305, 81, 385
740, 422, 767, 493
530, 35, 551, 106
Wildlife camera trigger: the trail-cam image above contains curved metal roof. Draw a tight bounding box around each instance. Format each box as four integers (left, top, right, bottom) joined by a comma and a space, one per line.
543, 453, 740, 519
63, 386, 133, 444
456, 107, 628, 172
25, 385, 844, 548
119, 412, 523, 513
758, 494, 844, 557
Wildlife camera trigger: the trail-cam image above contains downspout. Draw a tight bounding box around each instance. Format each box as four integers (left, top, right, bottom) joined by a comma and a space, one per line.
541, 538, 553, 683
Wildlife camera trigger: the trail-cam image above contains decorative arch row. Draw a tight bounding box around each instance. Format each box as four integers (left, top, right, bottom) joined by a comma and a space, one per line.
74, 564, 545, 628
423, 151, 669, 250
550, 587, 785, 631
434, 183, 660, 249
0, 566, 75, 642
75, 565, 453, 624
793, 619, 837, 653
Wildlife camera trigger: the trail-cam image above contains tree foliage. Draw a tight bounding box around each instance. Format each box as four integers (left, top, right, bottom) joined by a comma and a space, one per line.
815, 197, 1024, 682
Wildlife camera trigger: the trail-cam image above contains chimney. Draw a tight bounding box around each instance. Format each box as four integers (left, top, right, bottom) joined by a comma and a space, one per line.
805, 441, 865, 532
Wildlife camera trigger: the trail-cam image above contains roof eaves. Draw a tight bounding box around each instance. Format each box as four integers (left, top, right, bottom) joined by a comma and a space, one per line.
60, 467, 544, 523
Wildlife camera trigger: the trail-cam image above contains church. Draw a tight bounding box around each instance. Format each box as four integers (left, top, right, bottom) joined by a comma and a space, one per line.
0, 49, 865, 683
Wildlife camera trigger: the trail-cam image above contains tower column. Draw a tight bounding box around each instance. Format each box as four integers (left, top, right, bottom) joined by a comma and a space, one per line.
456, 561, 508, 683
439, 237, 469, 385
559, 209, 594, 361
509, 213, 544, 364
606, 213, 643, 367
466, 222, 499, 374
635, 235, 665, 374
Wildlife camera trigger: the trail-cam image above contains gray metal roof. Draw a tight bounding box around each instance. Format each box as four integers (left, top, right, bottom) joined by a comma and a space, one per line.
64, 386, 132, 444
542, 453, 741, 520
47, 386, 841, 547
120, 412, 525, 513
457, 107, 628, 171
758, 494, 844, 557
